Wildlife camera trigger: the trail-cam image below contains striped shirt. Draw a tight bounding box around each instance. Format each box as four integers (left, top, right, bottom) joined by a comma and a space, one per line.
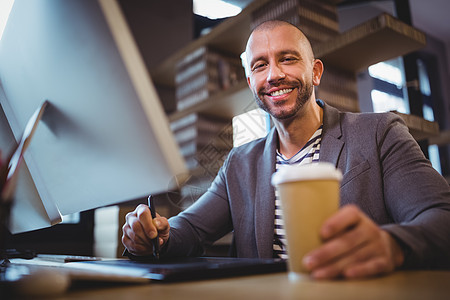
273, 125, 323, 259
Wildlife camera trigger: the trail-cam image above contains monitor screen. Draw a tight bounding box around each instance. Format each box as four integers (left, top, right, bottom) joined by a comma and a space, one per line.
0, 0, 187, 233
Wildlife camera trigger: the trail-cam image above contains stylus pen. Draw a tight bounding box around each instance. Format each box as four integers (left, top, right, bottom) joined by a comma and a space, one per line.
148, 195, 160, 259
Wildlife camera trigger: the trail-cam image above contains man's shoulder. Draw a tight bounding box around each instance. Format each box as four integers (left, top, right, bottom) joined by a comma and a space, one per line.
218, 134, 271, 176
331, 108, 408, 145
340, 109, 398, 121
338, 109, 404, 129
322, 101, 403, 130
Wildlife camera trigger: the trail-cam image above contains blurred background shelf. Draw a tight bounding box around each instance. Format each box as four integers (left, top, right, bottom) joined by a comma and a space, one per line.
315, 13, 426, 72
168, 80, 256, 121
392, 111, 439, 141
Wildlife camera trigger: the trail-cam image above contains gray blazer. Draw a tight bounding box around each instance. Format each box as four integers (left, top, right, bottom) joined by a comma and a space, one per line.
166, 101, 450, 269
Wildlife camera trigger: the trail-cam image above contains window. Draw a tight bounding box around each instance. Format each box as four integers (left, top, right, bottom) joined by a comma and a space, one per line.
368, 57, 442, 174
368, 58, 409, 114
193, 0, 241, 19
371, 90, 408, 114
233, 108, 270, 147
417, 58, 442, 173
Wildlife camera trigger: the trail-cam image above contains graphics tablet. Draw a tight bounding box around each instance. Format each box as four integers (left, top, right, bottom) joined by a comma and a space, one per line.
65, 257, 287, 282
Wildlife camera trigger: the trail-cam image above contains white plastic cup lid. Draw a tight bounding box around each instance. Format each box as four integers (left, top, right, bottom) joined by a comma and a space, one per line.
271, 162, 343, 186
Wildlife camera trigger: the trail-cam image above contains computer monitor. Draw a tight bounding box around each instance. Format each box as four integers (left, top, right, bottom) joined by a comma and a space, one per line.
0, 0, 187, 234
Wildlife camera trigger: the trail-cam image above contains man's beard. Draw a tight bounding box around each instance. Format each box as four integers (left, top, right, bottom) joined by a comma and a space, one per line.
253, 79, 314, 120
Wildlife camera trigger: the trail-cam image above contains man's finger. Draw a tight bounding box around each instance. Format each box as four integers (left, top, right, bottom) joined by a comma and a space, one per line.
135, 204, 158, 239
305, 223, 371, 270
343, 257, 392, 279
320, 204, 362, 240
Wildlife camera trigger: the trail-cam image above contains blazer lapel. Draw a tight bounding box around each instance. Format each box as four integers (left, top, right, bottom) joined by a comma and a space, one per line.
319, 102, 345, 167
254, 128, 278, 258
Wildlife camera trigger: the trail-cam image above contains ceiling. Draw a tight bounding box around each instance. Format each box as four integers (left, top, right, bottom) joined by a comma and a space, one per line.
409, 0, 450, 44
223, 0, 450, 45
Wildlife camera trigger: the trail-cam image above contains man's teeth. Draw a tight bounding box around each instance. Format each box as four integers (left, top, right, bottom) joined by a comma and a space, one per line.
270, 88, 292, 96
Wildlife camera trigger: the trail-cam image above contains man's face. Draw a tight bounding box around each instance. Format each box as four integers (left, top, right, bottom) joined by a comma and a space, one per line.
245, 25, 321, 120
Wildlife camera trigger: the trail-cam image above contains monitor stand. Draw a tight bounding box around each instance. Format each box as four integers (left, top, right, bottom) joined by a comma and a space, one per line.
1, 101, 48, 283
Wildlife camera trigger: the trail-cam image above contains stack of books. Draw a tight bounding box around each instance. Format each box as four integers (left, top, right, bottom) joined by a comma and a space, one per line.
175, 46, 245, 111
250, 0, 340, 48
170, 113, 234, 207
170, 113, 233, 174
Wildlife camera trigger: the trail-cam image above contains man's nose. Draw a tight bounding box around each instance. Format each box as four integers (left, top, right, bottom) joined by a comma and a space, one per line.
267, 63, 285, 83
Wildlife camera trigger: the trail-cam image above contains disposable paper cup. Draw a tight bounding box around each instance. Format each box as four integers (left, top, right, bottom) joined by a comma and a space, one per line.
271, 162, 342, 276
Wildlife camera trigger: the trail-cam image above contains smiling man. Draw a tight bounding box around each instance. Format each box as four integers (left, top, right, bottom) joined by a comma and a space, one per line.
245, 21, 324, 159
122, 20, 450, 279
246, 21, 317, 119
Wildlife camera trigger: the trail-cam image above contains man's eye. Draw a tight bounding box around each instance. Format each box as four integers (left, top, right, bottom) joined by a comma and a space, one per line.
282, 57, 297, 63
251, 64, 264, 72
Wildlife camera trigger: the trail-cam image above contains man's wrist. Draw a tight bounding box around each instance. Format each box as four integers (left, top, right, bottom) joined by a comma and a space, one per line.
384, 231, 405, 268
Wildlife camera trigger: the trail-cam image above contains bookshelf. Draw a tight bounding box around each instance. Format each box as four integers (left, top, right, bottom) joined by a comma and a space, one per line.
392, 111, 439, 141
168, 80, 257, 122
151, 3, 427, 123
315, 13, 426, 72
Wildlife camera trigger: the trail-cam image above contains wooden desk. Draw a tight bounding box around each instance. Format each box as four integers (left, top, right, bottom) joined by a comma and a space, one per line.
53, 270, 450, 300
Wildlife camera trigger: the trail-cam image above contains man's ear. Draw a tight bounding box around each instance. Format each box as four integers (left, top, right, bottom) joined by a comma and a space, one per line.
312, 59, 324, 86
247, 76, 251, 88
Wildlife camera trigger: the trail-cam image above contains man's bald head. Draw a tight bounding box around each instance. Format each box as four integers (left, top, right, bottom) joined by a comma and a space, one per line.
244, 20, 315, 75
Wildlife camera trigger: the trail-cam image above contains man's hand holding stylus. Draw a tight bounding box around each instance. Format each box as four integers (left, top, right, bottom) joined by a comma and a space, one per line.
122, 204, 170, 256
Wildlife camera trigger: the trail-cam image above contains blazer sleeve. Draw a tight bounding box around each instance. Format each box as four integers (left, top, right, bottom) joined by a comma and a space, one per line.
161, 151, 235, 257
377, 114, 450, 269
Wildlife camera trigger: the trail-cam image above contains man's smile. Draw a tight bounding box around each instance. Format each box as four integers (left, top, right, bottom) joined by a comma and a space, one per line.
269, 88, 293, 97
